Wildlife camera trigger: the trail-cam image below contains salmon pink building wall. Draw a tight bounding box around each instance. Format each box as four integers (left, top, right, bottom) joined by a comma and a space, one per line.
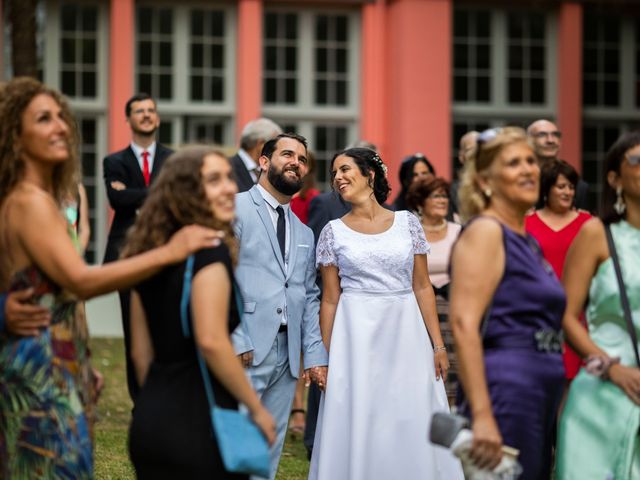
108, 0, 134, 153
236, 0, 263, 140
385, 0, 452, 193
557, 2, 583, 173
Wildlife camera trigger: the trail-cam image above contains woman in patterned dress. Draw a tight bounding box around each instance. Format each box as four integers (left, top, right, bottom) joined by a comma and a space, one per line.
0, 77, 219, 478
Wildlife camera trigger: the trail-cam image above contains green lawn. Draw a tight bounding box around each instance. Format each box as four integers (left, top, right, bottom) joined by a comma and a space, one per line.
91, 338, 310, 479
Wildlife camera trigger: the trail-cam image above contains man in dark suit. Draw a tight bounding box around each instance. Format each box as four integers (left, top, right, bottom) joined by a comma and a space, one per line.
103, 92, 172, 399
230, 118, 282, 192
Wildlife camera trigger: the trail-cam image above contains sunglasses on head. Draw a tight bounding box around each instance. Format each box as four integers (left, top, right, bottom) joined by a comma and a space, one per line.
626, 154, 640, 166
477, 128, 502, 146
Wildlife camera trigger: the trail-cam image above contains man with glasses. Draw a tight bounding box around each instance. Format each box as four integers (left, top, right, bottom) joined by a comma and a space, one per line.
103, 92, 173, 400
527, 119, 590, 211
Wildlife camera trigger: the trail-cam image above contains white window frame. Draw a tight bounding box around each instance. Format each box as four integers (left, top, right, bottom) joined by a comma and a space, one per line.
452, 7, 557, 121
136, 1, 237, 147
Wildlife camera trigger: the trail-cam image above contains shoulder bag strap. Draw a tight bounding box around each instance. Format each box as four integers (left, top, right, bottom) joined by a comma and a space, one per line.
180, 254, 219, 408
605, 225, 640, 368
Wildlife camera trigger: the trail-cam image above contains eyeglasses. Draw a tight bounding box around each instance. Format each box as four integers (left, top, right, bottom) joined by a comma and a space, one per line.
626, 154, 640, 166
532, 131, 562, 140
428, 193, 449, 200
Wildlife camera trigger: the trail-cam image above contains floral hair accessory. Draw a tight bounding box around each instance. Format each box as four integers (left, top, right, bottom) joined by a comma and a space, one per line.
372, 153, 388, 175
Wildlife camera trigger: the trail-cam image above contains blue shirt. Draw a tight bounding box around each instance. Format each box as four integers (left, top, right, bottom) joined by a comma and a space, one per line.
0, 294, 6, 332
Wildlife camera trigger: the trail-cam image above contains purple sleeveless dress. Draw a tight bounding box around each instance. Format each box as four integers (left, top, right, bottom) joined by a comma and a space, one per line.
458, 219, 566, 480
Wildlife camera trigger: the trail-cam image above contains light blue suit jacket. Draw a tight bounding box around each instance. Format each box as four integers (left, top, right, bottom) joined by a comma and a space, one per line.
232, 186, 328, 377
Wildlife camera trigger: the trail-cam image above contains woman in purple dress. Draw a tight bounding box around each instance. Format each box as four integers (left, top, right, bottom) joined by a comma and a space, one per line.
450, 127, 566, 479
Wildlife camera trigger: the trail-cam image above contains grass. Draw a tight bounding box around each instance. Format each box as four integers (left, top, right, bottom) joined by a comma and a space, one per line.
91, 337, 310, 479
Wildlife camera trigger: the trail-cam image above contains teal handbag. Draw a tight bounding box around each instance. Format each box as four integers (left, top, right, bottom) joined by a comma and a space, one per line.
180, 254, 271, 478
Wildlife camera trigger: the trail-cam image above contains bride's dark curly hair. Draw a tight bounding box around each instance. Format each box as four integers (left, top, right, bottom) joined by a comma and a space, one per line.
121, 146, 237, 263
330, 147, 391, 204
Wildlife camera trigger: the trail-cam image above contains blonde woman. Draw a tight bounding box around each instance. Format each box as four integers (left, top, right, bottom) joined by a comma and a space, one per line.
450, 127, 566, 479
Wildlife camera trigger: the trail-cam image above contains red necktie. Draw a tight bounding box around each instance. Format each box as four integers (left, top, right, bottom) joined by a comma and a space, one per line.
142, 151, 150, 186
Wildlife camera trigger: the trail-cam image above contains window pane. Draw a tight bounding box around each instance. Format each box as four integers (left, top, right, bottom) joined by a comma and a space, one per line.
265, 78, 277, 103
316, 16, 328, 41
316, 48, 327, 72
159, 42, 172, 67
285, 78, 296, 103
210, 11, 224, 35
191, 75, 203, 100
191, 43, 203, 68
61, 5, 76, 31
604, 80, 619, 106
159, 74, 172, 99
476, 44, 490, 69
265, 13, 277, 39
508, 77, 523, 103
530, 78, 544, 104
476, 76, 490, 102
336, 48, 347, 73
454, 10, 468, 38
138, 41, 152, 66
211, 45, 224, 69
159, 9, 173, 34
336, 80, 347, 105
210, 76, 224, 101
81, 7, 97, 32
81, 39, 96, 64
138, 74, 151, 95
62, 70, 76, 96
454, 76, 468, 101
138, 9, 152, 34
583, 79, 598, 105
336, 16, 348, 42
265, 46, 277, 70
454, 44, 468, 69
191, 11, 204, 36
62, 38, 76, 63
285, 46, 296, 71
81, 72, 96, 97
285, 14, 297, 40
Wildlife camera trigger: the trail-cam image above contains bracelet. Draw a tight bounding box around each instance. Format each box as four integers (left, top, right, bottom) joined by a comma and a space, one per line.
434, 345, 447, 353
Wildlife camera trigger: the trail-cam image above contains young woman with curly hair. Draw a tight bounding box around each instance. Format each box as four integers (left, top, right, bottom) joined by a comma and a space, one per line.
0, 77, 218, 478
123, 146, 276, 479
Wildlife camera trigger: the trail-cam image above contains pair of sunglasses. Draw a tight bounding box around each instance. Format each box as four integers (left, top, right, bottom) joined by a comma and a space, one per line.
626, 154, 640, 166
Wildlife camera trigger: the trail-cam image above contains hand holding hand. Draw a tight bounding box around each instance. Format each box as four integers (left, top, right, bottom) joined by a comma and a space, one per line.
251, 405, 277, 446
304, 366, 328, 390
434, 349, 449, 382
470, 411, 503, 470
609, 363, 640, 405
239, 351, 254, 368
5, 288, 51, 336
165, 225, 224, 262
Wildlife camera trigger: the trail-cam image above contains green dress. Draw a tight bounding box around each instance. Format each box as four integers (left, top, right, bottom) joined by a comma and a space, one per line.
557, 220, 640, 479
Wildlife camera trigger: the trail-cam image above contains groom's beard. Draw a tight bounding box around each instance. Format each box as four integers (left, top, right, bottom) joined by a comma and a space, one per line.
268, 164, 304, 196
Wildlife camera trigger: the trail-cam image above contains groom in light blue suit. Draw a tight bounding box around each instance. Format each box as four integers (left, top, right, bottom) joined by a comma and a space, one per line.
232, 133, 328, 479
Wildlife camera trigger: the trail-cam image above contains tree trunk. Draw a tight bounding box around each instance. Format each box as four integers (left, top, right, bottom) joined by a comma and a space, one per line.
9, 0, 38, 78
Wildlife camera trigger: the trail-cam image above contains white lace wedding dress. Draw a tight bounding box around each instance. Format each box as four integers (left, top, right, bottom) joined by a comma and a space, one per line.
308, 210, 463, 480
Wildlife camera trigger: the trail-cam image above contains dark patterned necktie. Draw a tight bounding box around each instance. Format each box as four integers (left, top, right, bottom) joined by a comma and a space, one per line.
276, 206, 286, 260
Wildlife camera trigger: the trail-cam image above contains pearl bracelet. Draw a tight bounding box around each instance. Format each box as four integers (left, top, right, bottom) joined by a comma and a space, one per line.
434, 345, 447, 353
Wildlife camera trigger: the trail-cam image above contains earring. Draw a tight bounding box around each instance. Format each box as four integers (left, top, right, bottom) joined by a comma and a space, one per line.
483, 187, 492, 198
417, 207, 423, 218
614, 186, 626, 215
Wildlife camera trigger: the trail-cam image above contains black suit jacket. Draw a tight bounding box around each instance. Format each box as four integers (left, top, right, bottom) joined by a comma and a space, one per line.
307, 191, 351, 245
230, 153, 255, 193
103, 144, 173, 262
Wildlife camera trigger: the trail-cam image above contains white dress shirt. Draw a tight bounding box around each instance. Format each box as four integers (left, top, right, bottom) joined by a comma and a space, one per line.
238, 148, 259, 183
130, 141, 157, 174
257, 184, 291, 326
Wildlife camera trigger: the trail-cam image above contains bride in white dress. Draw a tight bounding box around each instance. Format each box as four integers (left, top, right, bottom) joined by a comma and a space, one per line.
308, 148, 463, 480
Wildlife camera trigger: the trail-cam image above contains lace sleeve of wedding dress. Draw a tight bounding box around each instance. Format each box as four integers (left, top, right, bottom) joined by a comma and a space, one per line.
406, 211, 431, 255
316, 222, 338, 267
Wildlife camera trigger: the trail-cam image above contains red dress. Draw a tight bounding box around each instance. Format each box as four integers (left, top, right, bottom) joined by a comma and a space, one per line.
290, 188, 320, 225
525, 210, 591, 379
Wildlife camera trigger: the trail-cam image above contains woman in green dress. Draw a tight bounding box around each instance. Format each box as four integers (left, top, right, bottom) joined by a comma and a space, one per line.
557, 130, 640, 479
